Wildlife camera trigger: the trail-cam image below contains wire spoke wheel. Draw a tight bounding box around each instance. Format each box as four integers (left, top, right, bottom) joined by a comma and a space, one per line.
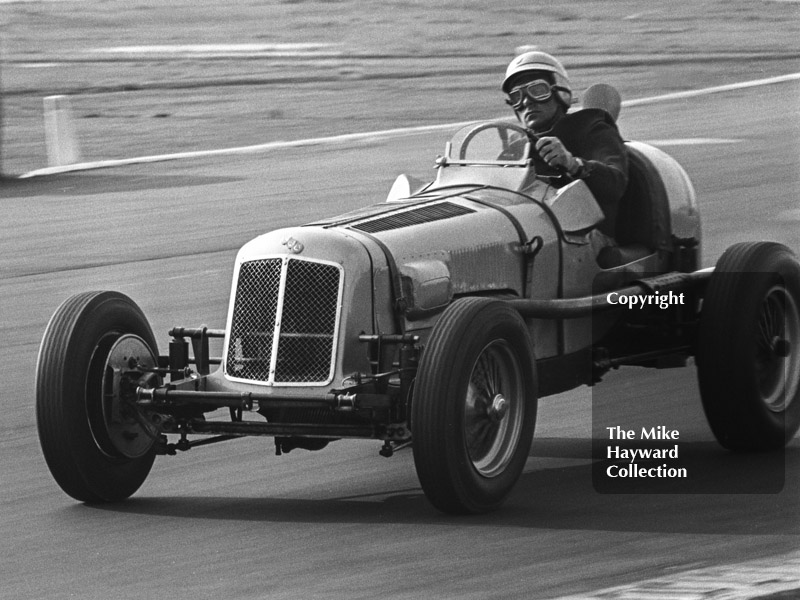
754, 286, 800, 412
697, 242, 800, 450
464, 341, 524, 477
412, 298, 537, 514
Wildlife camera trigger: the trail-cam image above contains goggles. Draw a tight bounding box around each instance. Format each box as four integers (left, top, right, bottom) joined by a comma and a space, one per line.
506, 79, 555, 109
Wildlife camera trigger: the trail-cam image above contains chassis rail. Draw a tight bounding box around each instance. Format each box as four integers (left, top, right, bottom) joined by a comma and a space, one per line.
139, 271, 710, 447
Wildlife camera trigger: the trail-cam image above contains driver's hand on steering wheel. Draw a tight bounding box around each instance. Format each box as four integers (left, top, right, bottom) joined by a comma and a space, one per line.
535, 137, 582, 176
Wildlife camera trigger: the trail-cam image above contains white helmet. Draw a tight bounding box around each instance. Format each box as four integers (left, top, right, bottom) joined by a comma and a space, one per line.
502, 51, 572, 108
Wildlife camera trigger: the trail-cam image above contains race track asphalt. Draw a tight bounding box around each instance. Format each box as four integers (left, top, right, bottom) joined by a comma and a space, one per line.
1, 79, 798, 599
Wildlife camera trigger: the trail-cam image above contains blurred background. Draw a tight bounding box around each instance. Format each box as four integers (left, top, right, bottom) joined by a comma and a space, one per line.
1, 0, 798, 176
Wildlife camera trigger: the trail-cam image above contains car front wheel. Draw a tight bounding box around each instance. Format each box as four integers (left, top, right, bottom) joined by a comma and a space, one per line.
36, 291, 160, 502
411, 297, 537, 514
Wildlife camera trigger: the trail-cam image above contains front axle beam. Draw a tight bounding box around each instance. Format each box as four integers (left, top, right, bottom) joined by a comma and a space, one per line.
136, 386, 392, 412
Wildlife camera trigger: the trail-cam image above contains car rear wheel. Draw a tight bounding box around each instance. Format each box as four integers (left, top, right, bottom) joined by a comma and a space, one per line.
697, 242, 800, 450
411, 297, 537, 514
36, 291, 160, 502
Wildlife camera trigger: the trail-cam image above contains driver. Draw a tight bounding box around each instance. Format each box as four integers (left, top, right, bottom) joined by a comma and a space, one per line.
503, 51, 628, 244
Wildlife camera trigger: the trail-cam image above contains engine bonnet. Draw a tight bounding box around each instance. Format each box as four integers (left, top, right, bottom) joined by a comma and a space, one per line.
311, 189, 558, 301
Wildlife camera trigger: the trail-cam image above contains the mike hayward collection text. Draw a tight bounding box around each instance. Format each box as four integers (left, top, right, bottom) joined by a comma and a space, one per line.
604, 425, 688, 479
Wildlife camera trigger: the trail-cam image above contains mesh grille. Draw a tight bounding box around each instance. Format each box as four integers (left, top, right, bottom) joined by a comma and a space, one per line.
226, 259, 282, 382
225, 258, 341, 385
275, 260, 340, 383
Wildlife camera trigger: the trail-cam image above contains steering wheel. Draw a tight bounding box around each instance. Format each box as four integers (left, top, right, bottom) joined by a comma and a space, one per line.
458, 122, 530, 160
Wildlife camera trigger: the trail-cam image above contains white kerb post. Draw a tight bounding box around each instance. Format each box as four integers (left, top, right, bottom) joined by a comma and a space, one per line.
44, 95, 82, 167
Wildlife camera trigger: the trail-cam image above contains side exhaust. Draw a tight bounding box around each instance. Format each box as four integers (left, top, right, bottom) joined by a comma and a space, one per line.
507, 268, 713, 318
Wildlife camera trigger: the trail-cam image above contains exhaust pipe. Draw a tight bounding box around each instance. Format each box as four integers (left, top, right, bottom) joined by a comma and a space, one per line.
507, 268, 713, 318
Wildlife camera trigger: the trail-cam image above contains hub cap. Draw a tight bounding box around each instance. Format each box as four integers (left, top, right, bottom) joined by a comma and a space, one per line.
464, 340, 525, 478
756, 285, 800, 412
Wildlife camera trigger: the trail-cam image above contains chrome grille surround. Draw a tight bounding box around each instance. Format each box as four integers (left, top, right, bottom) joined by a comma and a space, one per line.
224, 256, 344, 386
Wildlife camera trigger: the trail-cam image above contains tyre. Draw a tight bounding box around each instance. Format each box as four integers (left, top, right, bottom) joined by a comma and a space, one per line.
697, 242, 800, 450
411, 297, 537, 514
36, 291, 160, 502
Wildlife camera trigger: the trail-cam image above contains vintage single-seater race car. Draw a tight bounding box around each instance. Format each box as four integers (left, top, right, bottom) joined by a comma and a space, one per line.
36, 92, 800, 514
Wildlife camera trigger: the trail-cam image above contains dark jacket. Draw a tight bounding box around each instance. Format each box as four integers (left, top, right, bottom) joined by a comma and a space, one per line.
546, 108, 628, 237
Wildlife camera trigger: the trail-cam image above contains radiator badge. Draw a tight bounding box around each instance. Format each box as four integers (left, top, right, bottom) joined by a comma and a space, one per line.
281, 236, 305, 254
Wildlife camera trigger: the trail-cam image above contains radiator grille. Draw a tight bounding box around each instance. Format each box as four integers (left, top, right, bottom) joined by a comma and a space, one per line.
225, 257, 342, 385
